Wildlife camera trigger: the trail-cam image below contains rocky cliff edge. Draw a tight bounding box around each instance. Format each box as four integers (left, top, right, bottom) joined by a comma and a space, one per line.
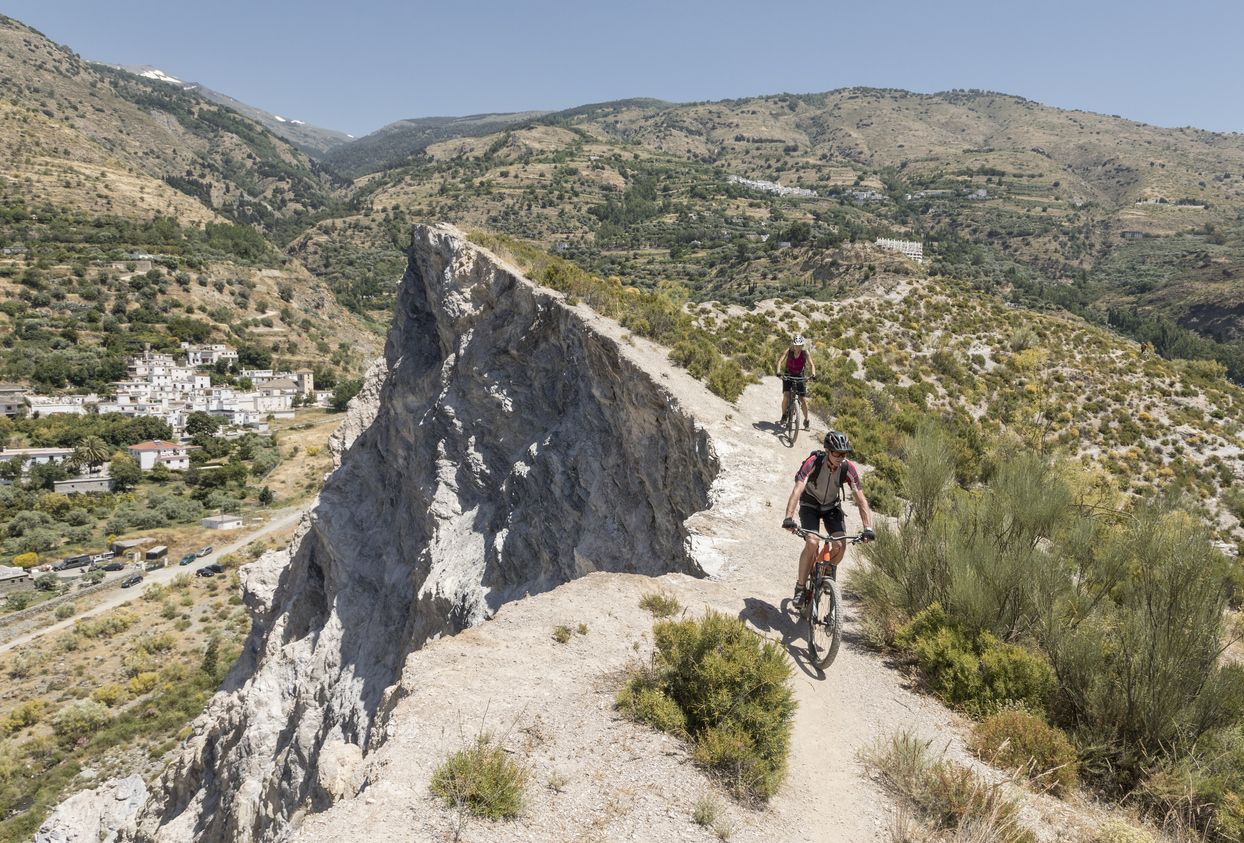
42, 224, 723, 842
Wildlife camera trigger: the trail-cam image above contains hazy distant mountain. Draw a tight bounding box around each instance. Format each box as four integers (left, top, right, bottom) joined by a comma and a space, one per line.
324, 98, 671, 178
116, 64, 353, 157
322, 111, 553, 177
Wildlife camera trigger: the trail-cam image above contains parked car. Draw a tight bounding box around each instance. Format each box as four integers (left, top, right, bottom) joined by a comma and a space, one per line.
197, 546, 213, 558
179, 553, 197, 566
121, 574, 143, 588
101, 562, 125, 572
52, 555, 91, 572
196, 563, 225, 577
88, 551, 116, 570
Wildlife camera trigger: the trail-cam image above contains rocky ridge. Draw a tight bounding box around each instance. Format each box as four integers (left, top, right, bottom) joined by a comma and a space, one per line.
69, 224, 721, 841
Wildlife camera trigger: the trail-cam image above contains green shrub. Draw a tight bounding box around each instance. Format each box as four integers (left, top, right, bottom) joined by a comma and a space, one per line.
4, 591, 33, 611
127, 671, 160, 696
617, 610, 794, 800
429, 734, 528, 819
551, 625, 572, 644
615, 683, 687, 735
897, 605, 1055, 715
51, 699, 111, 745
970, 710, 1078, 794
53, 602, 75, 620
90, 683, 129, 708
638, 591, 682, 618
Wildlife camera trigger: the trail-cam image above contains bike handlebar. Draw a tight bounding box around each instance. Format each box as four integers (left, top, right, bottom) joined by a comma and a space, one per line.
792, 528, 868, 544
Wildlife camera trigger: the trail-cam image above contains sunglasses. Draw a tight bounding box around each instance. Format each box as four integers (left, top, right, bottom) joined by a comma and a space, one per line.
828, 451, 847, 458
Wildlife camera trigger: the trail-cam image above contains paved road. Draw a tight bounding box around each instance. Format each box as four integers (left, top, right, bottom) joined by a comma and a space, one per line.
0, 505, 308, 655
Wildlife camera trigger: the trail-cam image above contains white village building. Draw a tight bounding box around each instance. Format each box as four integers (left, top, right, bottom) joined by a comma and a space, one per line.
182, 343, 240, 367
127, 440, 192, 471
0, 383, 28, 417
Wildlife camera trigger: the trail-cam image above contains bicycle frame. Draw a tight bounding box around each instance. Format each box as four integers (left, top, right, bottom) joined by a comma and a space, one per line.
781, 375, 809, 444
791, 529, 865, 670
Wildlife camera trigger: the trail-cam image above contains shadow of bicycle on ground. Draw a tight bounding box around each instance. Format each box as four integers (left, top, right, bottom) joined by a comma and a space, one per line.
750, 420, 801, 448
739, 595, 826, 680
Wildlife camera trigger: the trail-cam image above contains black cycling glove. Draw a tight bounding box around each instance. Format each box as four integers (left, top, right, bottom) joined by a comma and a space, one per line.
782, 517, 797, 530
861, 528, 876, 542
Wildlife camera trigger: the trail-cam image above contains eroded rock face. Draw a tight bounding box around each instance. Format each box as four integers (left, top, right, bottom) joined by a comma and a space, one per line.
126, 224, 717, 841
36, 775, 147, 843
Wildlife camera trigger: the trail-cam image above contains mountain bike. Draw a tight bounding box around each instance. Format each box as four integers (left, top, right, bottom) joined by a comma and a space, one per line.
780, 375, 809, 447
792, 529, 866, 670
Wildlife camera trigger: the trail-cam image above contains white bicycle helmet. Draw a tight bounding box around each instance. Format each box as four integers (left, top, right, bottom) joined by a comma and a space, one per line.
791, 334, 806, 347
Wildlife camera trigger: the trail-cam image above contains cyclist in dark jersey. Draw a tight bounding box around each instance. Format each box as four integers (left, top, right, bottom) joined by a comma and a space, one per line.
776, 335, 815, 429
781, 430, 875, 608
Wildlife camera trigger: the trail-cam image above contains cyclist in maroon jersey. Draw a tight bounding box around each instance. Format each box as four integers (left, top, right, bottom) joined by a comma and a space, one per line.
781, 430, 875, 608
776, 335, 816, 430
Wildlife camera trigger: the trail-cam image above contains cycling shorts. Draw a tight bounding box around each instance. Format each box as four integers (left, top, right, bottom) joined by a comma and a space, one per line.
782, 376, 807, 396
799, 503, 844, 536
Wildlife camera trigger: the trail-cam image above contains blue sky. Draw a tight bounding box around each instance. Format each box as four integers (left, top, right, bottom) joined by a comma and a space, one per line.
3, 0, 1241, 138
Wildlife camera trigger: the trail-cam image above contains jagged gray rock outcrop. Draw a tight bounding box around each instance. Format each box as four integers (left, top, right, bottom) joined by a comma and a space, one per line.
36, 774, 147, 843
118, 224, 718, 841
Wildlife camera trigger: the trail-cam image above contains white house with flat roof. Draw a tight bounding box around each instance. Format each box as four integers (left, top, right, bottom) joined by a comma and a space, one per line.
26, 394, 98, 417
182, 343, 239, 367
127, 440, 191, 471
0, 447, 74, 467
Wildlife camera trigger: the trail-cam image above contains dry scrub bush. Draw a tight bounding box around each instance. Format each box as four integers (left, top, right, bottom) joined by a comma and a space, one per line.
863, 731, 1036, 843
617, 610, 795, 801
850, 422, 1244, 836
51, 699, 110, 746
1, 700, 46, 735
74, 610, 136, 639
969, 710, 1078, 794
1090, 819, 1156, 843
429, 734, 528, 820
1142, 725, 1244, 842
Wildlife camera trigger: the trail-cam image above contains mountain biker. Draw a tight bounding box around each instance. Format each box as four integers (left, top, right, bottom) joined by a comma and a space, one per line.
776, 335, 815, 430
781, 430, 874, 608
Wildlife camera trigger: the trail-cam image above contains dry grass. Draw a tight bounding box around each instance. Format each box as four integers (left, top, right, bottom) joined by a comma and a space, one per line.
862, 731, 1037, 843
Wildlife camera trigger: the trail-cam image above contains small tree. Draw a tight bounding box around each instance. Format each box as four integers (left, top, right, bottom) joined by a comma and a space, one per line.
185, 411, 221, 438
258, 486, 274, 506
12, 552, 38, 569
34, 573, 61, 592
330, 378, 363, 412
109, 453, 143, 492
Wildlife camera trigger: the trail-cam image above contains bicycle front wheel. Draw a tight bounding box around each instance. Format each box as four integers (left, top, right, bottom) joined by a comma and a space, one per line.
787, 402, 799, 446
807, 576, 842, 670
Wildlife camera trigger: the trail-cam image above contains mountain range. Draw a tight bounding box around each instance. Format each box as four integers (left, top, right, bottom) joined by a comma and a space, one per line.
3, 8, 1244, 386
114, 64, 354, 157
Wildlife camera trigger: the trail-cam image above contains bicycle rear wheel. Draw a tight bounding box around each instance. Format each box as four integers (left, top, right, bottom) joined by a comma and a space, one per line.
807, 575, 842, 670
